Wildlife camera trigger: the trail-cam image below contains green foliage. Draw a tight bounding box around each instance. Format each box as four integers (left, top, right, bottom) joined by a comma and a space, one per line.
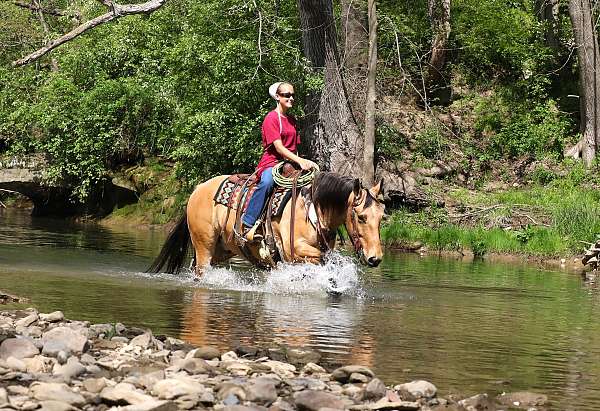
414, 125, 448, 160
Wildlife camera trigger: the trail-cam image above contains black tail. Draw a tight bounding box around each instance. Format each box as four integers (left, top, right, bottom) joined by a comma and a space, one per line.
147, 213, 191, 274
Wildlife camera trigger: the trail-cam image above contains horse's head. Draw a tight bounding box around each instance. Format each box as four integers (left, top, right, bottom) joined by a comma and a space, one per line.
346, 179, 385, 267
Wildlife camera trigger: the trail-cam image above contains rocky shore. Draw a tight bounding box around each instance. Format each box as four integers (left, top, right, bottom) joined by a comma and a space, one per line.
0, 308, 549, 411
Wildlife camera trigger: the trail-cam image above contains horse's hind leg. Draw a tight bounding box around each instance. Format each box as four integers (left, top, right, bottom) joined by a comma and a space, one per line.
191, 242, 214, 277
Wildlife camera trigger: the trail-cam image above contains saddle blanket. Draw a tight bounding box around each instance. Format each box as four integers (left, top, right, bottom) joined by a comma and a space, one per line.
213, 175, 292, 218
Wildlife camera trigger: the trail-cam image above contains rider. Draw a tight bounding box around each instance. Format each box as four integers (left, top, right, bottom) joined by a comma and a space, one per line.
242, 81, 317, 242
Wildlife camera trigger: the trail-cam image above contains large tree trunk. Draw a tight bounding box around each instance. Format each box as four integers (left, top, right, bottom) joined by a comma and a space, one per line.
363, 0, 377, 186
426, 0, 451, 100
566, 0, 600, 166
297, 0, 364, 176
340, 0, 368, 122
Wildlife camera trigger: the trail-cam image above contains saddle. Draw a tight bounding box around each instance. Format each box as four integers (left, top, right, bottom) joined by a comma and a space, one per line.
213, 163, 304, 266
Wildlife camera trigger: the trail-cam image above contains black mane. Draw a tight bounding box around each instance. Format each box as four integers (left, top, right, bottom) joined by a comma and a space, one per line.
311, 172, 355, 215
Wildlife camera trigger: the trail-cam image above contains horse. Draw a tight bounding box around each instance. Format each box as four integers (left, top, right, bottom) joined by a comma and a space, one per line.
148, 172, 385, 275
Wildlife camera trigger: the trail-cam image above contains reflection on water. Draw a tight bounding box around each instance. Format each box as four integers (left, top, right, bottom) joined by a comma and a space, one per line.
2, 208, 600, 409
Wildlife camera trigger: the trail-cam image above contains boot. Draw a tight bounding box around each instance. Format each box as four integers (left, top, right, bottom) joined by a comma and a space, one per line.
244, 221, 263, 243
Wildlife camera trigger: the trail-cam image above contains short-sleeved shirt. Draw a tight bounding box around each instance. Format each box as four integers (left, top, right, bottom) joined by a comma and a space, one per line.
256, 110, 300, 176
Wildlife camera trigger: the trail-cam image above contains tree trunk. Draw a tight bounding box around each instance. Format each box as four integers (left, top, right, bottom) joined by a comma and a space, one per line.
363, 0, 377, 186
297, 0, 364, 176
426, 0, 451, 89
340, 0, 368, 122
535, 0, 560, 49
341, 0, 368, 71
566, 0, 600, 166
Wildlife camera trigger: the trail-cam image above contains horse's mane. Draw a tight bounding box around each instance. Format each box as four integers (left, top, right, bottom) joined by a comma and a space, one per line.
311, 172, 355, 215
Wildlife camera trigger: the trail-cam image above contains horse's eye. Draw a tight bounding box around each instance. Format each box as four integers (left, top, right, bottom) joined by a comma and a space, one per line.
358, 214, 367, 224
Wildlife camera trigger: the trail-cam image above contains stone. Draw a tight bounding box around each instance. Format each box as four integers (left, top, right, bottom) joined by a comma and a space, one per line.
0, 338, 39, 360
117, 400, 178, 411
331, 365, 375, 384
363, 378, 387, 401
7, 385, 28, 395
349, 372, 371, 383
394, 380, 437, 400
53, 357, 85, 381
496, 391, 548, 408
38, 400, 78, 411
264, 360, 296, 378
138, 370, 166, 390
15, 313, 38, 328
39, 311, 64, 323
80, 353, 96, 365
56, 350, 68, 365
6, 356, 26, 372
0, 388, 7, 406
245, 377, 278, 404
100, 382, 155, 405
152, 377, 206, 400
42, 327, 87, 356
193, 346, 221, 360
285, 377, 327, 392
223, 393, 240, 406
368, 400, 420, 410
458, 393, 496, 410
111, 336, 129, 343
181, 357, 212, 374
301, 363, 326, 375
293, 390, 346, 411
30, 382, 86, 406
130, 332, 153, 348
286, 348, 321, 365
83, 377, 108, 393
216, 382, 247, 401
164, 337, 186, 351
221, 351, 238, 361
174, 394, 199, 410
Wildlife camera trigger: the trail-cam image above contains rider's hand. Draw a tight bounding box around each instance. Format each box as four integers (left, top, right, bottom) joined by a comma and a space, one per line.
298, 159, 317, 171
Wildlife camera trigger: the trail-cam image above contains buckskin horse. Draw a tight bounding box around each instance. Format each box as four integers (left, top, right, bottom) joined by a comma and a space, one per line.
148, 172, 385, 275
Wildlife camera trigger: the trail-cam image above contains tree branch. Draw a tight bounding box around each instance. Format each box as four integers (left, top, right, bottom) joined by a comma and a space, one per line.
12, 0, 166, 67
13, 0, 72, 17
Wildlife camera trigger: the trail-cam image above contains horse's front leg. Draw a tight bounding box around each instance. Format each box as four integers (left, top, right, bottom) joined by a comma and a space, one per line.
292, 242, 323, 264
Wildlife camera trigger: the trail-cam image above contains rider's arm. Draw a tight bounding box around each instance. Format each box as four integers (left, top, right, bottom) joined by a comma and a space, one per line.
273, 140, 316, 171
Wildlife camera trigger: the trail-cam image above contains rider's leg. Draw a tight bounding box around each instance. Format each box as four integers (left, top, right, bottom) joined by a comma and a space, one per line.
242, 167, 274, 241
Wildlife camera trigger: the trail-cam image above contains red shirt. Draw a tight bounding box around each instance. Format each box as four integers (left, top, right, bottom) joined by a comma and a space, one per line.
256, 110, 300, 176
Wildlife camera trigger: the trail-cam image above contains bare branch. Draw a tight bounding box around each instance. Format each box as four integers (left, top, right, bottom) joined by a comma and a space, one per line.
12, 0, 166, 67
13, 0, 71, 17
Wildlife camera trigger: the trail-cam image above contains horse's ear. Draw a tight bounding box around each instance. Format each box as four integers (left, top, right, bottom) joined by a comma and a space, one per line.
353, 179, 361, 198
371, 178, 385, 201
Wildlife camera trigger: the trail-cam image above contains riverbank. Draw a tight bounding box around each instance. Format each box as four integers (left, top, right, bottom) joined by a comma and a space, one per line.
0, 306, 551, 411
381, 171, 600, 268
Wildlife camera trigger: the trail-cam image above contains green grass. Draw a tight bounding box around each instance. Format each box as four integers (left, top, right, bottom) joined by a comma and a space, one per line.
383, 178, 600, 257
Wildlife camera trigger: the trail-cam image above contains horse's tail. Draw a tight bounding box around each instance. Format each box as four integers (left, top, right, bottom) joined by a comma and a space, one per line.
147, 212, 191, 274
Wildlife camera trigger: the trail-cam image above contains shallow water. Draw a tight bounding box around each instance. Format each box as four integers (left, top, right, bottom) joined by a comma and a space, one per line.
2, 208, 600, 408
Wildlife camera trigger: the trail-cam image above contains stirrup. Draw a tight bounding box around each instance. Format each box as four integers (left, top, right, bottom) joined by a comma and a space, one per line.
244, 221, 263, 243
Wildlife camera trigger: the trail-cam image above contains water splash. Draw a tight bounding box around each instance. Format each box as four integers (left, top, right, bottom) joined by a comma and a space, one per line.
193, 252, 363, 296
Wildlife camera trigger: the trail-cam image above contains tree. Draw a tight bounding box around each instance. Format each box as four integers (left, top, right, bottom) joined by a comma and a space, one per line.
297, 0, 365, 176
426, 0, 451, 96
565, 0, 600, 166
340, 0, 368, 120
12, 0, 166, 67
363, 0, 377, 186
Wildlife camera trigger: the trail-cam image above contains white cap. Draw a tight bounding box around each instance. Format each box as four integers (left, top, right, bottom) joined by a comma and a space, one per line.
269, 82, 283, 100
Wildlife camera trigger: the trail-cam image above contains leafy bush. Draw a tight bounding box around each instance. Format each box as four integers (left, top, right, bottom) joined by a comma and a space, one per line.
414, 125, 448, 160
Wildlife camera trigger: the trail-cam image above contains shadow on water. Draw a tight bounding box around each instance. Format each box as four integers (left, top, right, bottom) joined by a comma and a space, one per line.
3, 208, 600, 408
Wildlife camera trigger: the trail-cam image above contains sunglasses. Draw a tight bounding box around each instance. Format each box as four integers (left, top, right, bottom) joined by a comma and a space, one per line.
278, 92, 295, 99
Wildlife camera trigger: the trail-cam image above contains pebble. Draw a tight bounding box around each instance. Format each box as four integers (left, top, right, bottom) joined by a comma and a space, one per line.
39, 311, 64, 323
0, 337, 39, 360
0, 307, 542, 411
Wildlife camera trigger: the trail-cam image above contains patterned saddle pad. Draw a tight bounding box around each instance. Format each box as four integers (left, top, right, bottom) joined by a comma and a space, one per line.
213, 174, 292, 218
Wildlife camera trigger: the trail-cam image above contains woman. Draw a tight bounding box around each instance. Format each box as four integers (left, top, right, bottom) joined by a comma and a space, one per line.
242, 81, 317, 242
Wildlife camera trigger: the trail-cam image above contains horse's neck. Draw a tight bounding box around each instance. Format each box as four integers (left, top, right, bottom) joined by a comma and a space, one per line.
315, 193, 352, 230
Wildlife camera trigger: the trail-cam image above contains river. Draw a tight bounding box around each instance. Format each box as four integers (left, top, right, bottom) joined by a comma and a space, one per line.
1, 208, 600, 408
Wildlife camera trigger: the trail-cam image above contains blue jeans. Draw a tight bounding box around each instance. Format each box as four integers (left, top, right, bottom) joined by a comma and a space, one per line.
242, 167, 274, 227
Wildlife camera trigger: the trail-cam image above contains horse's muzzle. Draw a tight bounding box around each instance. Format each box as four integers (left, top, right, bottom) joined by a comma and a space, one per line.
367, 256, 382, 267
